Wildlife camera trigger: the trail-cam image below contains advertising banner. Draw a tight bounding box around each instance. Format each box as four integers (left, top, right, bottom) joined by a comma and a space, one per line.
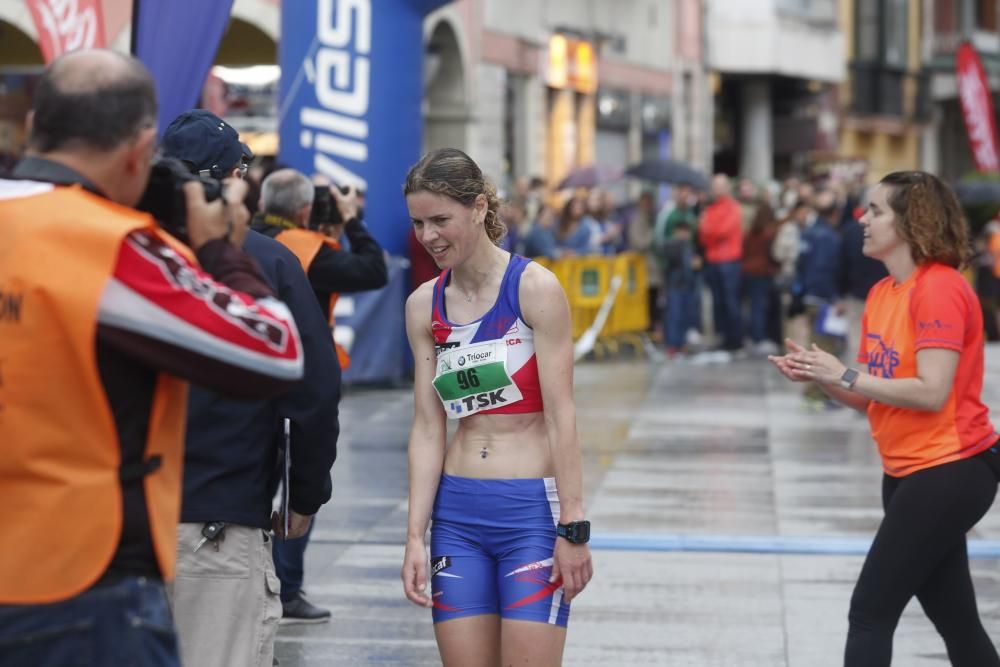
27, 0, 106, 63
132, 0, 235, 134
336, 258, 411, 384
279, 0, 450, 382
956, 42, 1000, 173
278, 0, 450, 256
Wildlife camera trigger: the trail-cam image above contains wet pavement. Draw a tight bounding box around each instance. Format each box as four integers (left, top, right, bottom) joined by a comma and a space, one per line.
273, 346, 1000, 666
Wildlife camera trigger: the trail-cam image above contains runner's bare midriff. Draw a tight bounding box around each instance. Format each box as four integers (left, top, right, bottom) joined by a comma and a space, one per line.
443, 410, 553, 478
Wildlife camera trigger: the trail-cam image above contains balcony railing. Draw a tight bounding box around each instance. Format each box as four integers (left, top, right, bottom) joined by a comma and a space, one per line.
932, 31, 1000, 57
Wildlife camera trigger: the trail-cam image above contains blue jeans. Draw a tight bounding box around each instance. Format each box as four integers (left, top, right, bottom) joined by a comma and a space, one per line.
272, 521, 313, 603
665, 287, 697, 349
0, 576, 178, 667
743, 275, 774, 344
705, 261, 743, 350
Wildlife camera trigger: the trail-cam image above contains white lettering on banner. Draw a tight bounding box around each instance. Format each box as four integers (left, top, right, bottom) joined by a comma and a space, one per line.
32, 0, 100, 57
319, 0, 371, 52
300, 0, 372, 190
959, 66, 1000, 171
333, 296, 355, 354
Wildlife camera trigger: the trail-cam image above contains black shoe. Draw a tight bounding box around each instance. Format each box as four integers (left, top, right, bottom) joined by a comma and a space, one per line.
280, 591, 331, 625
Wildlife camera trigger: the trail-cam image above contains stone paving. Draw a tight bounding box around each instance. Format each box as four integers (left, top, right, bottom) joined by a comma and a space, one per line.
273, 348, 1000, 666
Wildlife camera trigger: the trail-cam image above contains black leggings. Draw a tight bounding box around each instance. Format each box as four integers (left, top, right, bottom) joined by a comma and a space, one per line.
845, 455, 1000, 666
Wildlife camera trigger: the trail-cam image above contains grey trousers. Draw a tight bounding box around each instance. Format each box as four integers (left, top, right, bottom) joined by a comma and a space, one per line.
167, 523, 282, 667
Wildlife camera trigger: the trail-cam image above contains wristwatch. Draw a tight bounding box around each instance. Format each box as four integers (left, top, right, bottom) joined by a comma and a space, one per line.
556, 520, 591, 544
840, 368, 860, 390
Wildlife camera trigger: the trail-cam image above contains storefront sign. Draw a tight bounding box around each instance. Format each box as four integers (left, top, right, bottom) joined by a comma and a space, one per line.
956, 42, 1000, 173
546, 34, 597, 94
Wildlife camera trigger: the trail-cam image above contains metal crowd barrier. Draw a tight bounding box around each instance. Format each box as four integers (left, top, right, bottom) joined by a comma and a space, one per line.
532, 253, 650, 355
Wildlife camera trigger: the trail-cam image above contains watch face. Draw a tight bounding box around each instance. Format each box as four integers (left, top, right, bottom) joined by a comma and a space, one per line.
563, 520, 591, 543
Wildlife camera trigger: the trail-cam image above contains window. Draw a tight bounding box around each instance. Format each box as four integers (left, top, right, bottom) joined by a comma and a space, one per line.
851, 0, 912, 117
776, 0, 836, 22
856, 1, 879, 61
977, 0, 998, 31
854, 0, 907, 66
884, 0, 908, 67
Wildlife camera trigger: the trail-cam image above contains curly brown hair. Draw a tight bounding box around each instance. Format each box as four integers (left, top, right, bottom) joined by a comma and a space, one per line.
879, 171, 971, 268
403, 148, 506, 246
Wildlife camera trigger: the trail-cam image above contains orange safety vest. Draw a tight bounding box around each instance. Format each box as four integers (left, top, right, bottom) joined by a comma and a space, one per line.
990, 231, 1000, 280
0, 185, 190, 603
275, 228, 350, 369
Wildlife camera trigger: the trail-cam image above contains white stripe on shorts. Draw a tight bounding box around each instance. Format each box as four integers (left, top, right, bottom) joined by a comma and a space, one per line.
543, 477, 561, 624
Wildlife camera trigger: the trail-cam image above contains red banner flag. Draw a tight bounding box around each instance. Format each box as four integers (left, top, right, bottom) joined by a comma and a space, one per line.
27, 0, 107, 64
957, 42, 1000, 173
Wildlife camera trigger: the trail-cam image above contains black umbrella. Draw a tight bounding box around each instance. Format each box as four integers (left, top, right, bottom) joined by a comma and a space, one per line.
556, 164, 624, 190
953, 180, 1000, 207
625, 158, 709, 190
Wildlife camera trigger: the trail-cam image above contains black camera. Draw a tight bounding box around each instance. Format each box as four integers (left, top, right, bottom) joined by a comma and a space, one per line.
136, 157, 224, 243
307, 183, 352, 230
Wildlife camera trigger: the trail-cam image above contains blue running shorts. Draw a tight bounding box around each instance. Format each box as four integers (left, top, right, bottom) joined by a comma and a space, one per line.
430, 474, 571, 627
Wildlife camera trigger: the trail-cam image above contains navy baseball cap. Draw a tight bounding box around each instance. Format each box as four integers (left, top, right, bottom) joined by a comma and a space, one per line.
161, 109, 252, 177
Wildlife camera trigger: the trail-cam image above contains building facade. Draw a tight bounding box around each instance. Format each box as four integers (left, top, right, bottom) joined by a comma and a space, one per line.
923, 0, 1000, 180
706, 0, 845, 182
422, 0, 710, 195
838, 0, 929, 182
1, 1, 708, 199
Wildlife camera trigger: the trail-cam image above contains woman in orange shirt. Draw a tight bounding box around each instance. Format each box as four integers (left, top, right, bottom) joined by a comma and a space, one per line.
770, 171, 1000, 666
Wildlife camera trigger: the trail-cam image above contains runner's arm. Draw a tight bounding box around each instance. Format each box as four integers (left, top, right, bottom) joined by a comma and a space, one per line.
402, 281, 447, 607
521, 263, 593, 602
522, 265, 584, 523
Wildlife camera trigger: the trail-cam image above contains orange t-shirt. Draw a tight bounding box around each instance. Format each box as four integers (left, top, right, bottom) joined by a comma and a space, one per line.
859, 263, 996, 476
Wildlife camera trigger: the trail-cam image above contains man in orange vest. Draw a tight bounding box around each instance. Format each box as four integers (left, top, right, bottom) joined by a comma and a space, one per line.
0, 50, 304, 667
252, 168, 388, 622
161, 110, 341, 666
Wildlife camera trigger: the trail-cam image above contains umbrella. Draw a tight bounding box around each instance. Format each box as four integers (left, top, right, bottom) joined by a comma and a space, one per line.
556, 164, 624, 190
624, 158, 709, 190
953, 180, 1000, 207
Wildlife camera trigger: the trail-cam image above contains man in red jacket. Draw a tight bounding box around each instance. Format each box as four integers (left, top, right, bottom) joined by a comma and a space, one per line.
699, 174, 744, 354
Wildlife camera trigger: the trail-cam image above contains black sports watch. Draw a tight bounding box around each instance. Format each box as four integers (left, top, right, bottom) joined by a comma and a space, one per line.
556, 520, 591, 544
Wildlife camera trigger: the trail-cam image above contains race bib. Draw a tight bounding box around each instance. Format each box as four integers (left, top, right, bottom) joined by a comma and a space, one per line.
432, 340, 523, 419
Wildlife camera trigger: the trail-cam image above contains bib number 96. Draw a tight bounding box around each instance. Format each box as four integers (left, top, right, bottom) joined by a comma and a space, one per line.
456, 369, 480, 390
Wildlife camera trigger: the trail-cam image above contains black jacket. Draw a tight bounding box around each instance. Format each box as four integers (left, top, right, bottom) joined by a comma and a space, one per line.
181, 231, 341, 527
840, 218, 887, 301
252, 215, 388, 320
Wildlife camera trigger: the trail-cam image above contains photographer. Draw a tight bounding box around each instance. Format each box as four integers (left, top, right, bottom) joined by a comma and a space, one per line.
252, 168, 388, 622
161, 110, 340, 667
253, 169, 388, 326
0, 50, 303, 666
